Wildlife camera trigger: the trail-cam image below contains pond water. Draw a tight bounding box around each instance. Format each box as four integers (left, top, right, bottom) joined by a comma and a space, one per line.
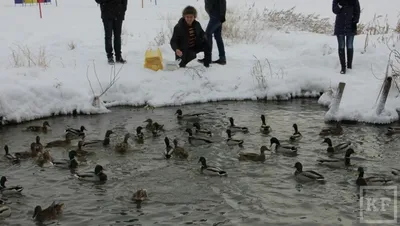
0, 100, 399, 226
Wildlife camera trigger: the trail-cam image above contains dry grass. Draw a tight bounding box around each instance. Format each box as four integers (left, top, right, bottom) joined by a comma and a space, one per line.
395, 19, 400, 33
10, 44, 50, 68
68, 41, 76, 50
250, 56, 285, 90
151, 14, 175, 46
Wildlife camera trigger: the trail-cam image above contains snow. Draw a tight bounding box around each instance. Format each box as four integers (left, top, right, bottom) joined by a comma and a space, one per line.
0, 0, 399, 124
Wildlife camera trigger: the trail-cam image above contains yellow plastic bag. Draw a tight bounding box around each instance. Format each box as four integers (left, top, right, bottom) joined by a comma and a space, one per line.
144, 48, 163, 71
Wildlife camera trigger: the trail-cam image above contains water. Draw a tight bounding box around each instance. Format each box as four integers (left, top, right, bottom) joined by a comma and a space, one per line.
0, 100, 399, 225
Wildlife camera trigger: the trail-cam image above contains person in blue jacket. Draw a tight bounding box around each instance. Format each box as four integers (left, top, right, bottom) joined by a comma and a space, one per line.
332, 0, 360, 74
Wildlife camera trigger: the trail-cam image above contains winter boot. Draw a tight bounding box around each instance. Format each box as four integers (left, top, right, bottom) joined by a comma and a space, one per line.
212, 59, 227, 65
108, 57, 115, 65
338, 48, 346, 74
116, 56, 126, 64
347, 48, 353, 69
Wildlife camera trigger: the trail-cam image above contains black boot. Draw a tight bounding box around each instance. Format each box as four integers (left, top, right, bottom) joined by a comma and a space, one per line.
116, 56, 126, 64
347, 48, 353, 69
108, 57, 115, 65
338, 48, 346, 74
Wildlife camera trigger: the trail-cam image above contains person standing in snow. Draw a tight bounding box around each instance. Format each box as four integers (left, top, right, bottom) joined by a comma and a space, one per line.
95, 0, 127, 65
197, 0, 226, 65
332, 0, 360, 74
170, 6, 211, 68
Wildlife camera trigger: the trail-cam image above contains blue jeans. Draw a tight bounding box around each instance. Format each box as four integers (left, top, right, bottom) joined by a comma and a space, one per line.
336, 35, 354, 49
206, 17, 226, 60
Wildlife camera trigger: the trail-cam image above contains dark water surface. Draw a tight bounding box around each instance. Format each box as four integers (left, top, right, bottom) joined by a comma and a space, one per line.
0, 100, 399, 225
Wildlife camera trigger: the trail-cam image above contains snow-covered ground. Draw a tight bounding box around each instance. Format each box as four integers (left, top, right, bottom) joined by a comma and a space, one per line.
0, 0, 399, 124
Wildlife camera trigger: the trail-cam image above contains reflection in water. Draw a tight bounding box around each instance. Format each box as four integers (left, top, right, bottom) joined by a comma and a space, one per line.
0, 100, 399, 225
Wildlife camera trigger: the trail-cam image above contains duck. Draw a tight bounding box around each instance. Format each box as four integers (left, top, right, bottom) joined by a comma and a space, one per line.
3, 145, 20, 164
82, 130, 113, 147
238, 146, 269, 162
317, 148, 355, 168
151, 122, 164, 136
228, 117, 249, 133
75, 164, 107, 182
115, 133, 131, 153
75, 141, 90, 156
185, 128, 213, 145
144, 119, 164, 132
391, 168, 400, 181
172, 139, 188, 159
0, 176, 23, 195
164, 137, 174, 159
45, 136, 72, 148
319, 122, 343, 136
270, 137, 297, 156
31, 135, 44, 154
356, 167, 391, 186
193, 122, 212, 136
36, 150, 55, 168
175, 109, 206, 121
260, 114, 271, 134
0, 199, 11, 219
226, 129, 244, 147
198, 157, 227, 176
386, 126, 400, 135
321, 137, 351, 155
289, 123, 302, 141
26, 121, 50, 133
32, 201, 64, 222
52, 150, 79, 172
65, 125, 86, 140
294, 162, 325, 183
132, 189, 148, 208
135, 126, 144, 143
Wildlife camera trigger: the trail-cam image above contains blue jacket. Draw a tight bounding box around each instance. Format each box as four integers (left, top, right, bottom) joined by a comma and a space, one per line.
205, 0, 226, 19
332, 0, 360, 35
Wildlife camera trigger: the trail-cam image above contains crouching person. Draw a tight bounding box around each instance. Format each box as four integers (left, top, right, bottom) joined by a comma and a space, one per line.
170, 6, 211, 68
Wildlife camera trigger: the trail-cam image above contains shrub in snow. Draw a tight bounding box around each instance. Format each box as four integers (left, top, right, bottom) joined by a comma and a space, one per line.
10, 44, 50, 68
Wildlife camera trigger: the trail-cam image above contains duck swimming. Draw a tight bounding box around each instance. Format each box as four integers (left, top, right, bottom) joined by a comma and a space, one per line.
164, 137, 174, 159
289, 123, 302, 141
83, 130, 113, 147
0, 176, 23, 195
45, 136, 72, 148
144, 119, 164, 132
32, 201, 64, 222
260, 114, 271, 134
3, 145, 19, 164
238, 146, 269, 162
0, 199, 11, 219
193, 122, 212, 136
226, 129, 244, 147
317, 148, 355, 168
135, 126, 144, 143
65, 125, 86, 140
386, 126, 400, 135
173, 139, 188, 159
228, 117, 249, 133
151, 122, 164, 136
31, 135, 44, 154
198, 157, 227, 176
36, 150, 54, 168
175, 109, 206, 121
185, 128, 213, 145
270, 137, 297, 156
319, 122, 343, 136
132, 189, 148, 208
26, 121, 50, 133
53, 150, 79, 172
321, 137, 351, 155
115, 133, 131, 153
294, 162, 325, 183
75, 164, 107, 182
356, 167, 391, 186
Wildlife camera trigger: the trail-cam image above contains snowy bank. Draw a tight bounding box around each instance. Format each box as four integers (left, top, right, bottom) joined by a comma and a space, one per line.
0, 0, 399, 124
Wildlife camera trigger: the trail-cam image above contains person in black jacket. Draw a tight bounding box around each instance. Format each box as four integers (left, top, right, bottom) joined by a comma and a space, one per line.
95, 0, 127, 64
170, 6, 211, 68
332, 0, 360, 74
198, 0, 227, 65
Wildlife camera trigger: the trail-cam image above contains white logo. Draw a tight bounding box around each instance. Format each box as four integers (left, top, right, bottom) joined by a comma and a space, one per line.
359, 186, 397, 224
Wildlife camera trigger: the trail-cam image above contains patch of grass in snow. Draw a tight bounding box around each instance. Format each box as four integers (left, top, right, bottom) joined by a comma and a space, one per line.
395, 19, 400, 33
68, 41, 76, 50
151, 14, 175, 47
250, 56, 285, 90
10, 44, 50, 68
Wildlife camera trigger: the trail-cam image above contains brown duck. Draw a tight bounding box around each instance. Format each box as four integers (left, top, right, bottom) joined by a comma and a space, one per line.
173, 139, 188, 159
45, 136, 72, 148
26, 121, 50, 133
33, 201, 64, 222
115, 133, 131, 153
31, 136, 44, 154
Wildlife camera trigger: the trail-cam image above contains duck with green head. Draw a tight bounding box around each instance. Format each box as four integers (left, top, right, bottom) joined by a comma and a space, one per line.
228, 117, 249, 133
198, 157, 227, 176
164, 137, 174, 159
185, 128, 213, 145
83, 130, 113, 147
317, 148, 355, 168
115, 133, 131, 153
3, 145, 19, 164
52, 150, 79, 172
260, 115, 271, 134
173, 139, 188, 159
26, 121, 50, 133
238, 146, 269, 162
270, 137, 297, 156
356, 167, 391, 186
193, 122, 212, 137
289, 124, 302, 141
321, 137, 351, 156
135, 126, 144, 143
32, 201, 64, 222
65, 125, 86, 140
226, 129, 244, 147
75, 164, 107, 182
0, 176, 23, 195
294, 162, 325, 183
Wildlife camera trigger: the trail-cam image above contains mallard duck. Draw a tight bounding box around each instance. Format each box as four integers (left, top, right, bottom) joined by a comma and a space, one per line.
164, 137, 174, 159
0, 199, 11, 218
319, 122, 343, 136
321, 137, 351, 155
33, 201, 64, 222
260, 115, 271, 134
356, 167, 391, 186
75, 164, 107, 182
75, 141, 90, 156
193, 122, 212, 136
289, 123, 302, 141
53, 150, 78, 171
83, 130, 113, 147
31, 135, 44, 154
294, 162, 325, 182
26, 121, 50, 132
135, 126, 144, 143
36, 150, 54, 168
65, 125, 86, 140
132, 189, 148, 208
228, 117, 249, 133
115, 133, 130, 153
173, 139, 188, 159
270, 137, 297, 156
0, 176, 23, 195
226, 129, 244, 147
3, 145, 19, 164
198, 157, 227, 176
45, 136, 72, 148
144, 119, 164, 131
175, 109, 206, 121
386, 127, 400, 135
185, 128, 213, 145
151, 122, 164, 136
238, 146, 268, 162
317, 148, 355, 168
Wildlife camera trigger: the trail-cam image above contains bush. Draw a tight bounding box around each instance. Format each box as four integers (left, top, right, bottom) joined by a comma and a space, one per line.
250, 56, 284, 90
10, 44, 50, 68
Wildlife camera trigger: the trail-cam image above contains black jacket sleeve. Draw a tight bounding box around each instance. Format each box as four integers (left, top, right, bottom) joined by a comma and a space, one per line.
205, 0, 212, 15
170, 25, 181, 51
332, 0, 341, 14
220, 0, 226, 17
353, 0, 360, 23
95, 0, 110, 3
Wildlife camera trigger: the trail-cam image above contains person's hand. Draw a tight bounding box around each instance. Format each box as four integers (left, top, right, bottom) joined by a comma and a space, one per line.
176, 49, 183, 57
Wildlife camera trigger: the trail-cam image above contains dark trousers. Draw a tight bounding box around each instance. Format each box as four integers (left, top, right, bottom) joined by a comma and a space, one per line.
337, 35, 354, 49
206, 17, 226, 60
175, 42, 211, 67
102, 18, 123, 59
